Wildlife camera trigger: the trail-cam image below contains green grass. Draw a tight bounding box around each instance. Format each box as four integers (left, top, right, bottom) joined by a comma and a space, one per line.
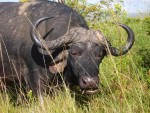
0, 17, 150, 113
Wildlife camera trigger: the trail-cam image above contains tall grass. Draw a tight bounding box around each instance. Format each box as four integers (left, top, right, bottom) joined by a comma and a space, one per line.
0, 11, 150, 113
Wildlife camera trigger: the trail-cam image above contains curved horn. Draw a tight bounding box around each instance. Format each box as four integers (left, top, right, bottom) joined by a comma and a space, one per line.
58, 0, 65, 3
31, 17, 76, 50
110, 23, 134, 56
30, 17, 55, 49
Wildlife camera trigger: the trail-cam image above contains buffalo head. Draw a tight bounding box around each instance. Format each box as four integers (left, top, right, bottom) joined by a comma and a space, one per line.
30, 17, 134, 94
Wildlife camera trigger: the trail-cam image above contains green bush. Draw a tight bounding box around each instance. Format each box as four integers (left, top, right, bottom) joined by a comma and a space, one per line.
125, 18, 141, 24
143, 17, 150, 35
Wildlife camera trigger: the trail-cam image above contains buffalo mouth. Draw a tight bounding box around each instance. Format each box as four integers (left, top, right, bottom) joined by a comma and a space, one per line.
78, 76, 99, 94
81, 88, 99, 95
71, 86, 99, 95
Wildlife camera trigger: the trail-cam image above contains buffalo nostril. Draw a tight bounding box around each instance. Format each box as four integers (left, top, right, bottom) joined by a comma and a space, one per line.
82, 78, 87, 85
82, 77, 93, 85
80, 77, 98, 89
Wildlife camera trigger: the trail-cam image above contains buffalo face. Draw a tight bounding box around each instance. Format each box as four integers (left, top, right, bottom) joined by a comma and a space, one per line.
67, 42, 106, 94
31, 17, 134, 95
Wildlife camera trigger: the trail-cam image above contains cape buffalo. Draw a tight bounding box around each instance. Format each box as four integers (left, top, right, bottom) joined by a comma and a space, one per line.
0, 1, 134, 95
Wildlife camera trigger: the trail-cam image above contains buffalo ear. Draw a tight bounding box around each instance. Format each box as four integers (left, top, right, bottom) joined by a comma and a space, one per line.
48, 49, 68, 74
102, 40, 112, 56
49, 59, 67, 74
104, 49, 109, 56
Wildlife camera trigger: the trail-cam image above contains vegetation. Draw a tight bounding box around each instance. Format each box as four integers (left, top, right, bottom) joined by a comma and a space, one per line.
1, 0, 150, 113
20, 0, 29, 2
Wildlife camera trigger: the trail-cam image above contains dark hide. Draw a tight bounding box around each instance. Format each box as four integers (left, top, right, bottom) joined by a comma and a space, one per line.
0, 1, 134, 95
0, 1, 89, 95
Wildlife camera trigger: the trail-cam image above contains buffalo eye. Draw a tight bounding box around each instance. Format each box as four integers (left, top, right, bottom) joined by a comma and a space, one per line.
71, 50, 81, 56
94, 52, 102, 58
93, 51, 103, 59
93, 46, 105, 59
70, 44, 83, 57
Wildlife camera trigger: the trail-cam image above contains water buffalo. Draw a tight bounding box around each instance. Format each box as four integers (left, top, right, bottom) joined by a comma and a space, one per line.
0, 1, 134, 95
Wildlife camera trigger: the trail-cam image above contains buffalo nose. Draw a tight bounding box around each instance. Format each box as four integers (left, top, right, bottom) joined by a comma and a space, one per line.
79, 76, 99, 90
